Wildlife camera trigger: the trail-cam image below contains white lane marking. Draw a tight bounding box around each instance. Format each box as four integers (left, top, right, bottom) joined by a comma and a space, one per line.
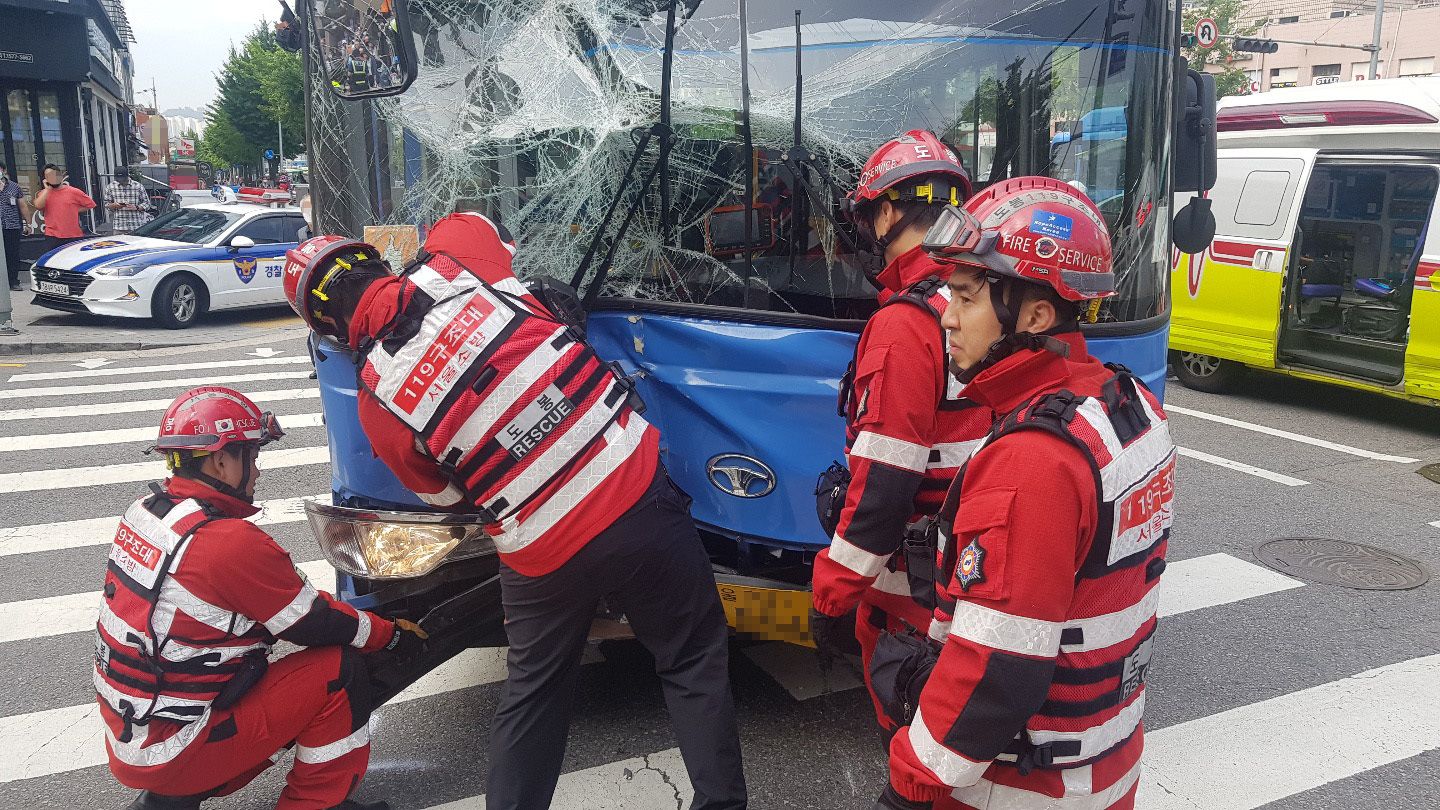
72, 358, 112, 370
0, 387, 320, 422
1140, 654, 1440, 809
1158, 553, 1303, 617
1427, 520, 1440, 530
750, 553, 1303, 701
0, 413, 324, 453
250, 348, 283, 358
0, 494, 321, 558
1166, 404, 1420, 464
1177, 446, 1309, 486
0, 560, 336, 644
420, 748, 691, 810
0, 370, 315, 401
8, 355, 308, 382
0, 445, 329, 494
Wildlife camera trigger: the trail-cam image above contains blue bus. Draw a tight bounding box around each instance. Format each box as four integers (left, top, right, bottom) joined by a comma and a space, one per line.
293, 0, 1208, 675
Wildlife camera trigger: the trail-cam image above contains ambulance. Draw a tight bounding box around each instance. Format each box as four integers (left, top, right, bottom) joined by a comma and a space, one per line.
1170, 77, 1440, 402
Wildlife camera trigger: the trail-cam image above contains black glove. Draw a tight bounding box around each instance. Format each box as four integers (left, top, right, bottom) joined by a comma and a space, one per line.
380, 618, 428, 662
873, 784, 932, 810
809, 606, 860, 661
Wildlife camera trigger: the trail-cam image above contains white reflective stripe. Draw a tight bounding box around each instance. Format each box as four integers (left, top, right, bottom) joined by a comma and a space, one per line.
94, 669, 210, 726
825, 534, 889, 579
487, 378, 624, 516
264, 581, 319, 635
159, 578, 253, 635
1073, 398, 1174, 502
949, 599, 1063, 657
456, 211, 517, 256
870, 567, 910, 596
101, 705, 212, 768
296, 723, 371, 764
1062, 764, 1094, 797
351, 609, 371, 648
96, 602, 266, 665
494, 277, 530, 298
493, 415, 648, 554
929, 439, 985, 470
1027, 690, 1146, 765
416, 482, 467, 508
927, 617, 950, 642
1060, 584, 1160, 654
850, 431, 930, 473
442, 325, 568, 460
908, 705, 990, 788
408, 262, 466, 299
950, 756, 1142, 809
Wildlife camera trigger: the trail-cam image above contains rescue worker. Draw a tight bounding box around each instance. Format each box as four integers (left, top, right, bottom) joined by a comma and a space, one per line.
282, 212, 747, 810
873, 177, 1174, 809
97, 386, 427, 810
809, 130, 993, 740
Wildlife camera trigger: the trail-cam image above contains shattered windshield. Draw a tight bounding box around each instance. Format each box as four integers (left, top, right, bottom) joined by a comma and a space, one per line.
308, 0, 1173, 323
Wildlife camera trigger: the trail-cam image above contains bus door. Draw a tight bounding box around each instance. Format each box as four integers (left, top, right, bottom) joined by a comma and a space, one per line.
1404, 180, 1440, 400
1172, 148, 1317, 369
1279, 160, 1439, 386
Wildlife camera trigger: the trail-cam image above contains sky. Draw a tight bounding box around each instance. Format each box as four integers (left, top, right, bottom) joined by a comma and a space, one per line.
126, 0, 280, 114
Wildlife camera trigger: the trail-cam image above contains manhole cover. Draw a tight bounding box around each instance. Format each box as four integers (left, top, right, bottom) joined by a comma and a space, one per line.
1255, 538, 1429, 590
1417, 463, 1440, 485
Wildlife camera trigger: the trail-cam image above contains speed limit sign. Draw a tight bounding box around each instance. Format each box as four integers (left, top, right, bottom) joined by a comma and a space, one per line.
1194, 18, 1219, 48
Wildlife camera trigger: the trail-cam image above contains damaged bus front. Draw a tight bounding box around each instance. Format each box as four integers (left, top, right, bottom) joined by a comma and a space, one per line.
291, 0, 1211, 668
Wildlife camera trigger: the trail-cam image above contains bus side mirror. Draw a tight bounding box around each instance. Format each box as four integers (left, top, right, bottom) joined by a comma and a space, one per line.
1172, 63, 1218, 254
305, 0, 419, 100
1173, 65, 1217, 193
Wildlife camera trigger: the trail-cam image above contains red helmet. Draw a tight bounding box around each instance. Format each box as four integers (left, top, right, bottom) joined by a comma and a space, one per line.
844, 130, 972, 217
283, 235, 381, 333
923, 176, 1115, 302
152, 386, 284, 469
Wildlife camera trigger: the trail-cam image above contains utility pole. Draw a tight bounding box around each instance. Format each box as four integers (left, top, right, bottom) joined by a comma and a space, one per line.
1368, 0, 1385, 80
278, 119, 285, 173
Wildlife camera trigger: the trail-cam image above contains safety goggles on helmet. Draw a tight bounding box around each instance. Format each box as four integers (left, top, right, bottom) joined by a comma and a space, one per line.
922, 204, 1010, 275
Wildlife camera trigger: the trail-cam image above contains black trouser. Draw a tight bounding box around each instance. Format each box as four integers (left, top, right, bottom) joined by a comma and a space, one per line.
3, 228, 21, 286
486, 467, 747, 810
41, 234, 81, 256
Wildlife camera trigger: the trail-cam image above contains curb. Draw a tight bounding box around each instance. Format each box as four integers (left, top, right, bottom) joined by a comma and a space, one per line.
0, 339, 199, 357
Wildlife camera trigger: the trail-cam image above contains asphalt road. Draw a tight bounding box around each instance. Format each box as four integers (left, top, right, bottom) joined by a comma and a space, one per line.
0, 332, 1437, 809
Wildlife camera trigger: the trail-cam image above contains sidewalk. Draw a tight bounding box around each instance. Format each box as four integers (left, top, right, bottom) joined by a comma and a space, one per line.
0, 267, 307, 357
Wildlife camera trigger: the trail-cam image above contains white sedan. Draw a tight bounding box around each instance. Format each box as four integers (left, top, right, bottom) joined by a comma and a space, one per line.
29, 202, 308, 328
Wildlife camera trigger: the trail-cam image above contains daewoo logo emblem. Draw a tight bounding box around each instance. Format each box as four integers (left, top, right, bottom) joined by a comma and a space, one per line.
706, 454, 776, 499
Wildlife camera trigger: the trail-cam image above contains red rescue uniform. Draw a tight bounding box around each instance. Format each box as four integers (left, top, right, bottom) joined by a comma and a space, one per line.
96, 476, 396, 808
888, 335, 1172, 809
811, 245, 992, 730
349, 213, 660, 577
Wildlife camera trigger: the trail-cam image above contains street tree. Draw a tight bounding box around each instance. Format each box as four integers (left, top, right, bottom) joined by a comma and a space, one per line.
1182, 0, 1264, 98
204, 23, 306, 174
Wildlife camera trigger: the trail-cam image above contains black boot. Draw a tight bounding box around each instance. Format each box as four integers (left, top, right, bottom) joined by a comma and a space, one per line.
329, 801, 391, 810
124, 792, 204, 810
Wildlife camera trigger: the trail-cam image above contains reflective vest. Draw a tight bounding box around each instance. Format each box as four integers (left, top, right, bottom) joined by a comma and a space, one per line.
358, 252, 640, 530
935, 368, 1174, 770
95, 488, 269, 734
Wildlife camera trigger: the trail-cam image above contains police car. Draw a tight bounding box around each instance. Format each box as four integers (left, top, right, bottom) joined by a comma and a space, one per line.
30, 202, 307, 329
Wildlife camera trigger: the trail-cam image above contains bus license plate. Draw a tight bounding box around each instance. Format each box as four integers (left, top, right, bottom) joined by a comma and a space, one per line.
715, 575, 814, 647
38, 281, 68, 295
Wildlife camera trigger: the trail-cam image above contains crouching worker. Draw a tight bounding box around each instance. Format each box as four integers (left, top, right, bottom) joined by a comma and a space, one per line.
283, 212, 747, 810
98, 386, 427, 810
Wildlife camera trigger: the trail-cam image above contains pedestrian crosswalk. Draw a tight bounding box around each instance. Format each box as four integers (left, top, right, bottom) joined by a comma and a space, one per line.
1, 343, 1437, 809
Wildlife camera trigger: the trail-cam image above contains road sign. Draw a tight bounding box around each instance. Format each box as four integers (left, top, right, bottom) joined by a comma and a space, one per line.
1195, 18, 1219, 49
264, 149, 276, 161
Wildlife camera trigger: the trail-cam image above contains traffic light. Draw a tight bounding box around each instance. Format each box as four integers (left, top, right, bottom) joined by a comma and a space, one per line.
1232, 37, 1279, 53
1179, 33, 1198, 48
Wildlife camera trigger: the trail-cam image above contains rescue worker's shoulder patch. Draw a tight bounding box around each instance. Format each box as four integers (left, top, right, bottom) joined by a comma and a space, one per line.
955, 536, 986, 591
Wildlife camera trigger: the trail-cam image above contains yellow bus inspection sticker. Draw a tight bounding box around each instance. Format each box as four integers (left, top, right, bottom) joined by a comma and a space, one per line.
715, 573, 814, 647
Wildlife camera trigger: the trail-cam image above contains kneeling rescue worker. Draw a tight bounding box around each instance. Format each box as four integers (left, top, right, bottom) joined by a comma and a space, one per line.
97, 386, 428, 810
809, 130, 993, 741
283, 212, 747, 810
874, 177, 1175, 809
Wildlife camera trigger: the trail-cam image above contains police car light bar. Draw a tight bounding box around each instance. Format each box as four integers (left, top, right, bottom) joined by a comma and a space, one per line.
1217, 100, 1439, 132
237, 187, 293, 207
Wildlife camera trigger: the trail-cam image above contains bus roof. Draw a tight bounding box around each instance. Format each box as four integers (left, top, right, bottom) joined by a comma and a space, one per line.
1216, 77, 1440, 150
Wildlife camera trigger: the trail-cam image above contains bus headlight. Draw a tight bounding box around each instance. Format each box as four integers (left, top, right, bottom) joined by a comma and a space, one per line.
304, 501, 496, 580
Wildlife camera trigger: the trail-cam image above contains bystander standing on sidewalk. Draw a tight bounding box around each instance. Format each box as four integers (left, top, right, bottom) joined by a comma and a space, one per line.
0, 161, 32, 292
104, 167, 153, 234
32, 164, 95, 254
0, 208, 16, 336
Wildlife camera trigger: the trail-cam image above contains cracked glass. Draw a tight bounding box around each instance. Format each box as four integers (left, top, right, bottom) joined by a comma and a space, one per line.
306, 0, 1173, 323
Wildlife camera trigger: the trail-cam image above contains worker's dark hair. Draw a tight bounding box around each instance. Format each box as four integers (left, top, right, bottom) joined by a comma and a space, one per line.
316, 256, 392, 339
168, 441, 249, 477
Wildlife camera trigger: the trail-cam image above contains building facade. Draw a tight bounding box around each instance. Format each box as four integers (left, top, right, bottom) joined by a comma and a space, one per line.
1206, 1, 1440, 94
0, 0, 137, 234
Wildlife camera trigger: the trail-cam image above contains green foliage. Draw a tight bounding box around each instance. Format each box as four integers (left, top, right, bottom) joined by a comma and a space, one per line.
1181, 0, 1263, 98
203, 22, 305, 170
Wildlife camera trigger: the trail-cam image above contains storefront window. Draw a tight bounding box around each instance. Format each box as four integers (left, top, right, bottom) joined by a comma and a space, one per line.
38, 92, 64, 170
7, 90, 38, 194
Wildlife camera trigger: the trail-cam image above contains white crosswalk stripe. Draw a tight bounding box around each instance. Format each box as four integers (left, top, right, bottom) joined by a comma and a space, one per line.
0, 445, 330, 493
0, 370, 315, 401
0, 413, 324, 453
0, 387, 320, 422
6, 354, 310, 383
